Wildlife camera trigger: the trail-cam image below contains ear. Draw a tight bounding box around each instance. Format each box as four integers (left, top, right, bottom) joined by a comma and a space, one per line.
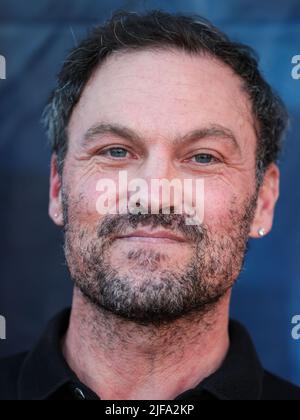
249, 163, 280, 239
49, 154, 64, 226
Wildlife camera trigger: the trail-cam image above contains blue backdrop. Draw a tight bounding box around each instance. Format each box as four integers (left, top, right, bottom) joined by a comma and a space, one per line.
0, 0, 299, 386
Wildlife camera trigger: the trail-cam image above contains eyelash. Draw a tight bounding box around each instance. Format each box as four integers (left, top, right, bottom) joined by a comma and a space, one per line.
98, 147, 220, 165
100, 147, 131, 158
189, 153, 220, 165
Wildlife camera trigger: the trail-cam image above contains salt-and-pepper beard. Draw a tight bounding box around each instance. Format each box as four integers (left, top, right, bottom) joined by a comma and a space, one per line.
63, 190, 258, 327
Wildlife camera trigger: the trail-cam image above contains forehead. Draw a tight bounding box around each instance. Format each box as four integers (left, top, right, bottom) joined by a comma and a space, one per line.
68, 48, 256, 148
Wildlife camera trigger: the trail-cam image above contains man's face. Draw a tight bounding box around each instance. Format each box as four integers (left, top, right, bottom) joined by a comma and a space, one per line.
60, 49, 259, 324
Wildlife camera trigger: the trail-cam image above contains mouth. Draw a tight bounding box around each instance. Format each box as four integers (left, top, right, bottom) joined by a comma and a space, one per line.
115, 230, 187, 244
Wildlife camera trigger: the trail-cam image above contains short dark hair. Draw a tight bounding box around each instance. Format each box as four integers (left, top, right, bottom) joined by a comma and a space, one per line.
42, 9, 289, 185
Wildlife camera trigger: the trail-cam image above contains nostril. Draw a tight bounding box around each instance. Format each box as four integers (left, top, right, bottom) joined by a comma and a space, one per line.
159, 206, 175, 215
170, 206, 175, 214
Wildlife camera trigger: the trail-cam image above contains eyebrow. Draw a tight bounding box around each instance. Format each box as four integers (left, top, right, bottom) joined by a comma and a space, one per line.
83, 122, 240, 151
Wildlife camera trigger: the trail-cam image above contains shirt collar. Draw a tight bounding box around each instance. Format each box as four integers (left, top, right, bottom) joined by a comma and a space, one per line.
18, 309, 264, 400
18, 309, 78, 400
176, 321, 264, 400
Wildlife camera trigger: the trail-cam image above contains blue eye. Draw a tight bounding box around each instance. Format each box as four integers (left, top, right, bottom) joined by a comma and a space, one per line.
193, 154, 216, 164
106, 148, 128, 158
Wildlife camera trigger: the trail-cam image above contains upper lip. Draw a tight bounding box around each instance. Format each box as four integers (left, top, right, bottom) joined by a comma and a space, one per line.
116, 230, 186, 242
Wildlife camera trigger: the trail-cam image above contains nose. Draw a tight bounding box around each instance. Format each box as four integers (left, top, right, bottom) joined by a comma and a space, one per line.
129, 149, 182, 214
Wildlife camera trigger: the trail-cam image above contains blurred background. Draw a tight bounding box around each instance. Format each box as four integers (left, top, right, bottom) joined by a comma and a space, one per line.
0, 0, 299, 386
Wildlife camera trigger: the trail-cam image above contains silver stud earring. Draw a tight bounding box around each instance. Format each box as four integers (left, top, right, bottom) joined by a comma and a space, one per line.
258, 228, 265, 237
54, 213, 59, 219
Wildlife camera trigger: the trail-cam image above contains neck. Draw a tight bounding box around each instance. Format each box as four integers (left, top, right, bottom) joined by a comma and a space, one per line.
63, 288, 231, 400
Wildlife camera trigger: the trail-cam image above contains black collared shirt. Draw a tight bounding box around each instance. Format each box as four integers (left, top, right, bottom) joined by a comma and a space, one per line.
0, 309, 299, 400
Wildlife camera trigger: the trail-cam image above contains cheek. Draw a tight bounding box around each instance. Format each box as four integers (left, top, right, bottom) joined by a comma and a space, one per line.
202, 183, 237, 230
69, 171, 130, 225
68, 176, 108, 225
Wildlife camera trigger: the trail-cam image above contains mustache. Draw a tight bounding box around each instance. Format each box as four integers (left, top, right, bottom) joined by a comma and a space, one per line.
97, 212, 206, 244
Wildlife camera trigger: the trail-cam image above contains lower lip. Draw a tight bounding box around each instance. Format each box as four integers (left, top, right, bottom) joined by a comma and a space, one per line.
116, 237, 185, 244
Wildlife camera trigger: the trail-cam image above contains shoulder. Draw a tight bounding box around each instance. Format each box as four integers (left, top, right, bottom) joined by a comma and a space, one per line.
0, 353, 27, 400
262, 371, 300, 400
